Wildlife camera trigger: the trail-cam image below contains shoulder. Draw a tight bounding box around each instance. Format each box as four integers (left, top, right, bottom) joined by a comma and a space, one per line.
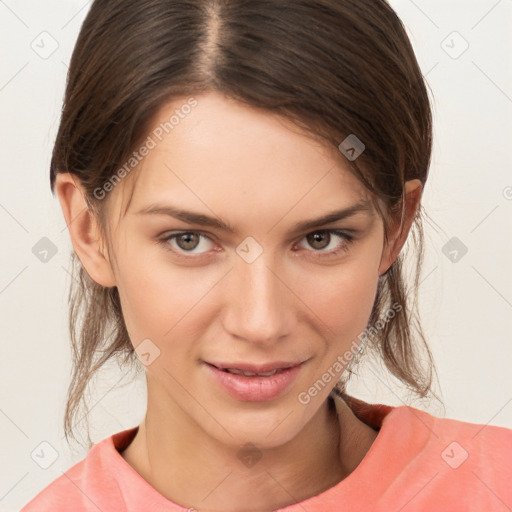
427, 408, 512, 469
20, 457, 94, 512
19, 432, 127, 512
388, 404, 512, 464
400, 405, 512, 454
383, 405, 512, 508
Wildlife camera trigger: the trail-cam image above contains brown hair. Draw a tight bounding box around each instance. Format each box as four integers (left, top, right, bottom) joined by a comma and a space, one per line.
51, 0, 438, 447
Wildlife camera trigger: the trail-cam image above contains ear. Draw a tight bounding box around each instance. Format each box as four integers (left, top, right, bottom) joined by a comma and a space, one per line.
378, 179, 423, 276
55, 172, 117, 287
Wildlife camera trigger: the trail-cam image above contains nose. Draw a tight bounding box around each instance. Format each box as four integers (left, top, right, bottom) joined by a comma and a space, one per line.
222, 253, 295, 346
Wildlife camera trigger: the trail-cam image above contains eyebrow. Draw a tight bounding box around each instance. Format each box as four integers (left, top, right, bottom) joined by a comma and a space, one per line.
134, 200, 373, 235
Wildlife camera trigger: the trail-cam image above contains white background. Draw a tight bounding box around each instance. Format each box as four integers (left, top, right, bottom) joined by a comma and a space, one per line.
1, 1, 511, 510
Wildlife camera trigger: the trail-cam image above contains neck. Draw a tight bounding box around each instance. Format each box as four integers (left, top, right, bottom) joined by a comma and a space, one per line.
121, 390, 377, 512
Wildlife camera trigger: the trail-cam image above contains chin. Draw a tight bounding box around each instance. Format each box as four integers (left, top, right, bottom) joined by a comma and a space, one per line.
205, 396, 313, 449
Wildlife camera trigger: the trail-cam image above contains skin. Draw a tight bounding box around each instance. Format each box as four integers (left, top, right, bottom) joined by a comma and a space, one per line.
55, 91, 422, 512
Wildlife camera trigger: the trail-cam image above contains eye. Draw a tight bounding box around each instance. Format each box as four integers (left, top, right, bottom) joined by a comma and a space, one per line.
158, 228, 354, 260
159, 231, 215, 257
296, 229, 354, 257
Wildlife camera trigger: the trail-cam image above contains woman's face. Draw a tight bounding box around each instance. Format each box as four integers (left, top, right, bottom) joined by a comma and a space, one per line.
106, 91, 389, 447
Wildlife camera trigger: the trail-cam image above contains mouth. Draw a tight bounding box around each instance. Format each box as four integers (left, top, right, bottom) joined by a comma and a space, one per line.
207, 361, 302, 376
203, 360, 306, 402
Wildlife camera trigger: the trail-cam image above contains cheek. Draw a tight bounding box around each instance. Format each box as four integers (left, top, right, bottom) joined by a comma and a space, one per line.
114, 245, 216, 350
302, 268, 378, 338
294, 243, 381, 344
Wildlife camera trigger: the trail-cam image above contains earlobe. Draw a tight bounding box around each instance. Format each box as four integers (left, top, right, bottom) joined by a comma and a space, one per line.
378, 179, 423, 276
55, 172, 117, 288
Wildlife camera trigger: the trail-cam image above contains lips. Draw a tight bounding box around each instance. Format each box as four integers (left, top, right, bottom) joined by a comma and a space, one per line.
204, 360, 306, 401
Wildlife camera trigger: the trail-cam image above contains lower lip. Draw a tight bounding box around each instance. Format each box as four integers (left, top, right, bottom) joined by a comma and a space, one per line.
204, 362, 303, 402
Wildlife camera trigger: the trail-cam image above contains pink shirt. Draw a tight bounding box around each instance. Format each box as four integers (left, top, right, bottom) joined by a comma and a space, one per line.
21, 398, 512, 511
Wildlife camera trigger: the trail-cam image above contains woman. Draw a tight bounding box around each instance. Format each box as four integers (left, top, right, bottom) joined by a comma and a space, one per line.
21, 0, 512, 510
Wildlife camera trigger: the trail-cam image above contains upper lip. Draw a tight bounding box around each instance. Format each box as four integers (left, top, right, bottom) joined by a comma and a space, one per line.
206, 361, 304, 373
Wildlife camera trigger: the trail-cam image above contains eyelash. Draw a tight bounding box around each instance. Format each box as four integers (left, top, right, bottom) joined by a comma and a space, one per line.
157, 229, 355, 260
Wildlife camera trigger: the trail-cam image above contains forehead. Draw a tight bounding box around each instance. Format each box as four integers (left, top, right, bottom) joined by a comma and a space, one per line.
113, 92, 373, 223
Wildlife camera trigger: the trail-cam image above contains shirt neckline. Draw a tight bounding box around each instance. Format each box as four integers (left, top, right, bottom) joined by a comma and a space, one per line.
101, 395, 432, 510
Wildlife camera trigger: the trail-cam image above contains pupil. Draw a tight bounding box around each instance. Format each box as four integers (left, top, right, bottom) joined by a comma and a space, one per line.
179, 233, 198, 250
308, 231, 329, 249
